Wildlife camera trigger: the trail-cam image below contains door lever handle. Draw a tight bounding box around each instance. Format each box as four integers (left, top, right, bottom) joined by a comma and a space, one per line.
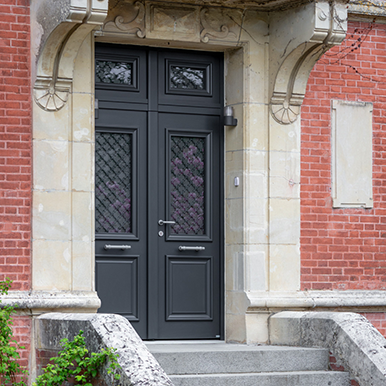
179, 246, 206, 251
104, 244, 131, 250
158, 220, 176, 226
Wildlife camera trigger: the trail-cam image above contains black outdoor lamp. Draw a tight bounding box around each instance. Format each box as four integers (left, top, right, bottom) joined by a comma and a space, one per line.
224, 106, 238, 127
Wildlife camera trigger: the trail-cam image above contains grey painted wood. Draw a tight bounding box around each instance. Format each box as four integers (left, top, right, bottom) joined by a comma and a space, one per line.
95, 43, 223, 340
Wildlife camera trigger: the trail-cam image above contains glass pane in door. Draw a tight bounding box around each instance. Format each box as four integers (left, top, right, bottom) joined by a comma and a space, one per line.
95, 132, 132, 233
170, 66, 205, 90
95, 61, 132, 85
170, 136, 205, 235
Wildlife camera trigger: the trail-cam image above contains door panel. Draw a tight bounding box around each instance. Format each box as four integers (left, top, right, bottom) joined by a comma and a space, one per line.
150, 112, 221, 339
95, 44, 223, 340
95, 257, 138, 317
166, 256, 212, 319
95, 109, 147, 338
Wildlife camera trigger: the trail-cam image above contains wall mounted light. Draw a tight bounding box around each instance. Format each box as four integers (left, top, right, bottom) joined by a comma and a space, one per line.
224, 106, 238, 127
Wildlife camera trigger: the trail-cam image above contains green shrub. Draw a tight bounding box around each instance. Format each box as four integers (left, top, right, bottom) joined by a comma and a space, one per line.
0, 277, 28, 386
0, 278, 121, 386
33, 330, 121, 386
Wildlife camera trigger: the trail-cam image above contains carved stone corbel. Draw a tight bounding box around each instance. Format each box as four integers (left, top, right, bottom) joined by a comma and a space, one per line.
33, 0, 109, 112
269, 0, 348, 125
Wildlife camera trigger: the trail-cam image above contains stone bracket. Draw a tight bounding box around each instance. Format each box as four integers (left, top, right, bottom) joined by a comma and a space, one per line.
269, 0, 348, 124
33, 0, 108, 111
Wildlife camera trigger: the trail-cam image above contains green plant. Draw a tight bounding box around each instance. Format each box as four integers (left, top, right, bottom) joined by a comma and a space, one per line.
33, 330, 121, 386
0, 277, 28, 386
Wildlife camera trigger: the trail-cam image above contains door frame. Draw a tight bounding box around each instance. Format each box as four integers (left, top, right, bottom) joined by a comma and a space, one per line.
94, 44, 225, 340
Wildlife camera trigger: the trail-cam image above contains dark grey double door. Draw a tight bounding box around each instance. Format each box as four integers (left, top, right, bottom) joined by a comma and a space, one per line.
95, 44, 223, 340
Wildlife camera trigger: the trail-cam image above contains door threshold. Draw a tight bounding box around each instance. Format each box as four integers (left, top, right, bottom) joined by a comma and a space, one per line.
145, 340, 225, 345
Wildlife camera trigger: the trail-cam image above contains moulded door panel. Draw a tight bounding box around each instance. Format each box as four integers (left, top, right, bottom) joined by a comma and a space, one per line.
95, 108, 148, 338
148, 112, 221, 339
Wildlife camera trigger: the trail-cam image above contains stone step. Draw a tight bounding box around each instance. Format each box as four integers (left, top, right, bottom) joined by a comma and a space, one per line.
147, 342, 331, 374
169, 371, 350, 386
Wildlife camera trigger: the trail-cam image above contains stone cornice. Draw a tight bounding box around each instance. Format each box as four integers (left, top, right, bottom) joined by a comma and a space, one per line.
349, 1, 386, 18
247, 290, 386, 310
0, 291, 101, 314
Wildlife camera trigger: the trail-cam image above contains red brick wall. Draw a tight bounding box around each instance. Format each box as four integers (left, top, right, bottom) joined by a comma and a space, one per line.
301, 21, 386, 291
12, 315, 32, 382
0, 0, 32, 381
0, 0, 31, 290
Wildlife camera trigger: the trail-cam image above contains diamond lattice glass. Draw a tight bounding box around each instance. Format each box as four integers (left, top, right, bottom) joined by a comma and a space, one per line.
95, 132, 132, 233
170, 136, 205, 235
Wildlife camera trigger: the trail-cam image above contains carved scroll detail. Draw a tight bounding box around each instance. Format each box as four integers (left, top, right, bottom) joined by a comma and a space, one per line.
105, 1, 146, 38
200, 8, 234, 43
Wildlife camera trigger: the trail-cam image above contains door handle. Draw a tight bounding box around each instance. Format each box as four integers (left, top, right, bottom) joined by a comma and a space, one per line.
158, 220, 176, 226
104, 244, 131, 250
179, 246, 206, 251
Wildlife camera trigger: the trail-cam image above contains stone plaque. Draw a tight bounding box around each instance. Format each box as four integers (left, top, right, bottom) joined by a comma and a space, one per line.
146, 3, 200, 42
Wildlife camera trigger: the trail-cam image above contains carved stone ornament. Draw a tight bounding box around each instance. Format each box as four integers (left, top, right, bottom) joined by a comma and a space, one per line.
105, 1, 146, 38
34, 78, 71, 112
270, 0, 348, 125
33, 0, 108, 112
271, 97, 301, 125
146, 3, 200, 41
200, 8, 236, 43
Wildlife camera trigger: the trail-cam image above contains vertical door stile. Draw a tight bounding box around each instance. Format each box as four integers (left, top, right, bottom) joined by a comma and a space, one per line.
147, 49, 159, 339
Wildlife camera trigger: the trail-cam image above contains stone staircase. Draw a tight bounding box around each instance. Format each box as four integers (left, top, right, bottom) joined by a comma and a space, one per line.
147, 342, 350, 386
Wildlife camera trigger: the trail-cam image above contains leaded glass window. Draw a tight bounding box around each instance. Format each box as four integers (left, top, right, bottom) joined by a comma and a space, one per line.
170, 136, 205, 235
95, 132, 132, 233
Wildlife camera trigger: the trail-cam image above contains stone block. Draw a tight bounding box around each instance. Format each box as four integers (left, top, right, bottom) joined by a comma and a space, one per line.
269, 244, 300, 292
270, 311, 386, 385
35, 313, 173, 386
33, 191, 71, 240
269, 198, 300, 245
33, 139, 69, 191
32, 240, 71, 291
